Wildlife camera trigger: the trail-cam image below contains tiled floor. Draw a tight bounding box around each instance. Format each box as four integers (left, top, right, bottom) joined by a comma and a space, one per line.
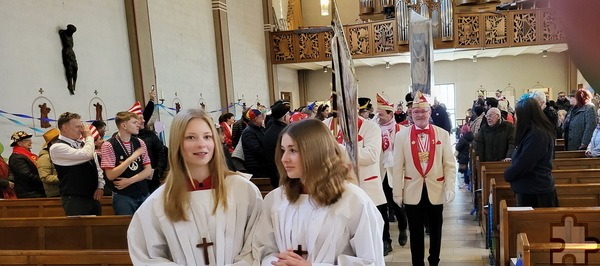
385, 183, 490, 265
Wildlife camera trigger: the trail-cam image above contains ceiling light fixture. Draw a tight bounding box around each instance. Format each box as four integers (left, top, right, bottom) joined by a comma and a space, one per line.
323, 66, 328, 73
472, 55, 478, 63
385, 62, 391, 69
320, 0, 330, 16
542, 50, 548, 58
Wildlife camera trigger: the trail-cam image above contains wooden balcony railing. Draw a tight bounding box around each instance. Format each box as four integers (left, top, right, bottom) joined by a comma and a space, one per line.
270, 8, 565, 64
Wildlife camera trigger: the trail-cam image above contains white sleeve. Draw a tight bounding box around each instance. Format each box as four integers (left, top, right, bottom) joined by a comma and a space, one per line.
358, 121, 382, 166
94, 152, 105, 189
49, 137, 96, 166
252, 193, 281, 266
440, 129, 457, 193
392, 131, 406, 204
127, 202, 182, 265
344, 196, 385, 266
230, 182, 263, 266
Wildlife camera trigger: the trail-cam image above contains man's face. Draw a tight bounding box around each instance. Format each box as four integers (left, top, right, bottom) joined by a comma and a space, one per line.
61, 118, 83, 140
359, 110, 369, 119
486, 112, 500, 127
558, 93, 566, 101
412, 107, 431, 127
377, 109, 394, 124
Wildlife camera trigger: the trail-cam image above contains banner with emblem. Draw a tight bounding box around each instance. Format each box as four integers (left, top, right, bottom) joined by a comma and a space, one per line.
409, 10, 434, 96
331, 0, 359, 173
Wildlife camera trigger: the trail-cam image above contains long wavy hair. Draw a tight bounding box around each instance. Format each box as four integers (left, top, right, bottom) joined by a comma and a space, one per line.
275, 119, 352, 206
163, 108, 233, 222
514, 98, 555, 145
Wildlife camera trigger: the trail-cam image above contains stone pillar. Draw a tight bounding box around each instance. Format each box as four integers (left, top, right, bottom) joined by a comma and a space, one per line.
263, 0, 277, 103
212, 0, 236, 112
124, 0, 156, 103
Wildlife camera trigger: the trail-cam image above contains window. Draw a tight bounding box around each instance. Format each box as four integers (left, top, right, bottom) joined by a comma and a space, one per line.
431, 83, 456, 129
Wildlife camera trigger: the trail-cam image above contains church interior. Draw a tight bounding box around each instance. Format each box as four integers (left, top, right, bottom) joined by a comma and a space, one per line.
0, 0, 599, 265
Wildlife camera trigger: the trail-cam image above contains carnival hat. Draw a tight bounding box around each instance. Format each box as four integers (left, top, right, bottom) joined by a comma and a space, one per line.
412, 91, 430, 109
376, 93, 395, 112
358, 97, 372, 111
10, 131, 33, 147
42, 128, 60, 148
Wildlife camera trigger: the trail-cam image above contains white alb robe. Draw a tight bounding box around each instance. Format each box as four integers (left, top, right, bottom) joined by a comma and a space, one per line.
127, 174, 263, 265
252, 182, 384, 266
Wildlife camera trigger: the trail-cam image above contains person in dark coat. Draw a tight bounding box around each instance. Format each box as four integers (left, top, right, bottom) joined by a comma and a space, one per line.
476, 108, 515, 162
263, 100, 290, 188
563, 89, 597, 151
241, 109, 267, 177
504, 97, 558, 208
455, 124, 474, 185
232, 109, 250, 149
8, 131, 46, 198
431, 99, 452, 133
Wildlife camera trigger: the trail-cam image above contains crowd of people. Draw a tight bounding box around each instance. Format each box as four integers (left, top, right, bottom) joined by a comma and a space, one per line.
456, 88, 599, 208
2, 87, 592, 265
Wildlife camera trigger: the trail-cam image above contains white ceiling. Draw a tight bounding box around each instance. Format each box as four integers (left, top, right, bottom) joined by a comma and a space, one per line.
279, 43, 569, 70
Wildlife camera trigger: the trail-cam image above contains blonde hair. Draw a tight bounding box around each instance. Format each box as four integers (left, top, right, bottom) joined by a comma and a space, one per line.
163, 108, 233, 222
275, 119, 352, 206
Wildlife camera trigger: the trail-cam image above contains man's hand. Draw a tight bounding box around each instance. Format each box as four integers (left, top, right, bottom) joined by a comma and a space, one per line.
8, 181, 14, 189
502, 157, 512, 162
445, 190, 455, 203
131, 147, 145, 160
93, 189, 104, 200
149, 90, 156, 101
81, 123, 92, 138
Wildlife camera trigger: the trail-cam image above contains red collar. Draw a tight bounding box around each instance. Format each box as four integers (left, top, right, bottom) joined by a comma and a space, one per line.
188, 177, 213, 191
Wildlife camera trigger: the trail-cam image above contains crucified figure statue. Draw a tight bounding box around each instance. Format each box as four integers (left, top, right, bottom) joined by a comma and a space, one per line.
59, 24, 78, 95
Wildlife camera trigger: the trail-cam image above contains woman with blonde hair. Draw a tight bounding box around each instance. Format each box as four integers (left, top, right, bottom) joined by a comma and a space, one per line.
128, 108, 262, 265
253, 119, 384, 265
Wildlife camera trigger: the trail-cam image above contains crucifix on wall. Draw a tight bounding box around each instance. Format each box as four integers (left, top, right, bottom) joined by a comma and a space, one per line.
39, 103, 51, 128
93, 102, 103, 121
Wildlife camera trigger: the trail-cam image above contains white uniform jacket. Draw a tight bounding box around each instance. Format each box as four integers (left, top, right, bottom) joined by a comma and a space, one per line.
323, 117, 387, 206
392, 124, 456, 205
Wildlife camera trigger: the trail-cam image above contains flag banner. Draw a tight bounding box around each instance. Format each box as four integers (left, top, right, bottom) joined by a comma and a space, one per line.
331, 0, 358, 172
409, 10, 434, 96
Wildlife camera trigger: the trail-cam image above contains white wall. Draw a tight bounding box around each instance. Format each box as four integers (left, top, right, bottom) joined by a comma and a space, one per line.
276, 66, 300, 109
147, 0, 220, 141
0, 0, 135, 155
228, 0, 270, 114
304, 52, 568, 122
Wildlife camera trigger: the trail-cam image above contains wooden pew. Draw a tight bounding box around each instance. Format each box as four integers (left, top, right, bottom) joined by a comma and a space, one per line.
515, 233, 600, 266
554, 150, 586, 159
0, 216, 131, 250
556, 138, 565, 151
250, 177, 273, 198
0, 197, 114, 218
492, 182, 600, 265
499, 200, 600, 266
478, 157, 600, 229
484, 169, 600, 228
0, 250, 131, 265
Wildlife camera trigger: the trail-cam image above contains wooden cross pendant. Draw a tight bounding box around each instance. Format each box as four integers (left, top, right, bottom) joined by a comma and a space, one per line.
293, 244, 308, 259
196, 237, 214, 265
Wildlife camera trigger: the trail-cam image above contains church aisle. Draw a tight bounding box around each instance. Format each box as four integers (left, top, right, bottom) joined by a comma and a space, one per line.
385, 184, 489, 265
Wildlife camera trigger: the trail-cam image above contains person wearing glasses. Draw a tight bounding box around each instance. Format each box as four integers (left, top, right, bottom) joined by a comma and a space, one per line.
475, 107, 515, 162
